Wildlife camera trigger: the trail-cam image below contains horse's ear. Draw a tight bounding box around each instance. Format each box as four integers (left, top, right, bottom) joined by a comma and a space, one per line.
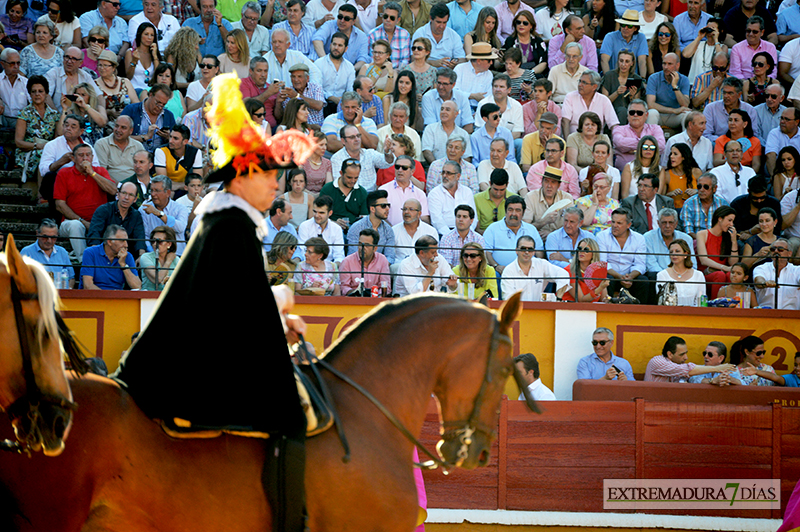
5, 234, 37, 294
497, 291, 522, 331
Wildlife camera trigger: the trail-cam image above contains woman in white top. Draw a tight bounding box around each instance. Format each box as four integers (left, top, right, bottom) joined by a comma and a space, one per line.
620, 135, 661, 200
638, 0, 667, 41
657, 239, 706, 306
682, 18, 727, 83
281, 168, 313, 228
534, 0, 572, 41
125, 22, 161, 91
217, 29, 250, 79
186, 54, 219, 112
37, 0, 80, 49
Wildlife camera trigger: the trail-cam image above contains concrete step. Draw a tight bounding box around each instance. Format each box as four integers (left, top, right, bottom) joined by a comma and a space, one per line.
0, 169, 26, 186
0, 203, 50, 221
0, 186, 35, 204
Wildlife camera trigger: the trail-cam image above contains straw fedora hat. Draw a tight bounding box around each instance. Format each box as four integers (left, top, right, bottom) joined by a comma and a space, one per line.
467, 42, 498, 60
614, 9, 641, 26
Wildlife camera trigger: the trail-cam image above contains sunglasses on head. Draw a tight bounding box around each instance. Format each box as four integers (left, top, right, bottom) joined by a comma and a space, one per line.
338, 14, 353, 21
592, 340, 609, 346
628, 109, 645, 116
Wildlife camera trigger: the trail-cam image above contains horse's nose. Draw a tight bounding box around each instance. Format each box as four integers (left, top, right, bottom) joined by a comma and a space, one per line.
53, 412, 67, 439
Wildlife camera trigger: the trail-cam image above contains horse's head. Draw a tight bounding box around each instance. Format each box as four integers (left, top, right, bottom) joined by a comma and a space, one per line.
435, 292, 526, 470
0, 235, 78, 456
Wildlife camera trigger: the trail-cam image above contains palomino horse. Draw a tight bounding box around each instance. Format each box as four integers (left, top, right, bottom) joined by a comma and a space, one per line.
0, 240, 525, 532
0, 235, 86, 457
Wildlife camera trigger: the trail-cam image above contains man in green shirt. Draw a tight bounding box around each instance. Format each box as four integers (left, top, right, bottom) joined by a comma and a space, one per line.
473, 168, 512, 233
319, 158, 369, 233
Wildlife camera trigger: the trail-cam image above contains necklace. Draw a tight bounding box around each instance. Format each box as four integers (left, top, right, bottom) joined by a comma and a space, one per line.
672, 267, 689, 279
100, 76, 119, 91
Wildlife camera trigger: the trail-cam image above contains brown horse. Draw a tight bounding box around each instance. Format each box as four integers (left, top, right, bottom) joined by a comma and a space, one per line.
0, 235, 83, 457
0, 246, 525, 532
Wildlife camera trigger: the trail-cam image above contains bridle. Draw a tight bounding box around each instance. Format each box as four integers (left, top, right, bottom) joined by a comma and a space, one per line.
1, 278, 79, 454
297, 314, 512, 474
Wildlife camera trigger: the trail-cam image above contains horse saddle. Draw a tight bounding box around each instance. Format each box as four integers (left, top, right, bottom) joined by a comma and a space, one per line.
160, 365, 335, 440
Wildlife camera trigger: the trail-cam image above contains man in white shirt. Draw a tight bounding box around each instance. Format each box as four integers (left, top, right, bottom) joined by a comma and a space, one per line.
298, 194, 346, 263
710, 140, 756, 203
303, 0, 345, 29
595, 207, 648, 302
330, 124, 394, 191
428, 160, 477, 236
420, 68, 473, 131
477, 138, 527, 195
313, 32, 355, 113
138, 175, 189, 255
265, 28, 322, 86
500, 234, 569, 301
421, 99, 473, 162
0, 48, 28, 128
753, 238, 800, 309
231, 1, 272, 57
454, 42, 495, 108
662, 111, 713, 171
514, 353, 556, 401
779, 189, 800, 261
474, 73, 525, 159
392, 198, 439, 265
396, 234, 458, 296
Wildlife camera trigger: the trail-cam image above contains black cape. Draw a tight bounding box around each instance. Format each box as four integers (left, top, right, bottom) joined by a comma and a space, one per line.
114, 206, 305, 436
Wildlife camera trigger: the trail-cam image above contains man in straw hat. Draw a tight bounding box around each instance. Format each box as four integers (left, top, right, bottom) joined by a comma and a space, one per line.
599, 9, 648, 77
523, 165, 577, 239
454, 42, 497, 108
114, 73, 317, 532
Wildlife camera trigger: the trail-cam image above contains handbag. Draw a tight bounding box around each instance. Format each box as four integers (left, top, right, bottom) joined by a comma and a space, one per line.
657, 281, 678, 306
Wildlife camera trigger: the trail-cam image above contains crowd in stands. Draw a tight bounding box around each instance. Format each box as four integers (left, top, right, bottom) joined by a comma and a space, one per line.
5, 0, 800, 307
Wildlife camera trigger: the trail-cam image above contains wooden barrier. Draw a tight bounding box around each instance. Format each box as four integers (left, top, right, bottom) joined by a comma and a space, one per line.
420, 396, 799, 520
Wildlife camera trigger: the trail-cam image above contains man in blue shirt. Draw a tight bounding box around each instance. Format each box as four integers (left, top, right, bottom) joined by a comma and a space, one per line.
672, 0, 711, 51
412, 3, 465, 67
471, 104, 514, 165
646, 52, 690, 131
576, 327, 634, 381
79, 0, 131, 58
183, 0, 234, 57
484, 195, 544, 275
420, 67, 473, 131
545, 206, 593, 268
312, 4, 370, 72
599, 10, 648, 76
264, 198, 303, 260
20, 219, 74, 288
80, 225, 141, 290
445, 0, 484, 37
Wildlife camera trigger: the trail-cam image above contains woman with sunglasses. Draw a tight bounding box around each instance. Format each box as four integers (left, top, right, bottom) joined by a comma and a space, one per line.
382, 70, 421, 132
125, 22, 161, 92
712, 109, 761, 173
401, 37, 436, 96
577, 167, 619, 234
453, 242, 497, 300
19, 17, 62, 77
96, 50, 138, 123
620, 135, 661, 200
359, 39, 395, 99
267, 231, 298, 290
562, 237, 609, 302
376, 135, 425, 188
656, 239, 705, 306
245, 97, 272, 137
139, 225, 180, 291
683, 18, 726, 82
164, 27, 202, 91
38, 0, 80, 50
81, 24, 108, 75
696, 205, 738, 299
773, 146, 800, 200
186, 53, 219, 112
600, 50, 646, 125
502, 11, 547, 75
743, 52, 777, 107
731, 336, 776, 386
646, 21, 678, 77
659, 142, 700, 210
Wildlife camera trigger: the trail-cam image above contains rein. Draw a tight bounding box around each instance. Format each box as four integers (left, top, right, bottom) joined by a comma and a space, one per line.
296, 315, 512, 474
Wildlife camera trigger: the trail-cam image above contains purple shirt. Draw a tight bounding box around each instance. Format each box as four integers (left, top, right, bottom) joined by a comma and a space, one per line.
702, 99, 758, 144
547, 34, 598, 71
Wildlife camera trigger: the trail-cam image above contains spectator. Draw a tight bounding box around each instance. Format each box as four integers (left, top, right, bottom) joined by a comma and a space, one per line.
500, 234, 569, 301
177, 173, 205, 237
314, 31, 355, 116
600, 49, 646, 127
645, 206, 696, 273
163, 27, 203, 92
182, 0, 233, 57
267, 232, 299, 289
495, 0, 534, 43
396, 234, 457, 296
121, 83, 175, 152
19, 18, 62, 78
368, 2, 410, 67
79, 0, 129, 57
312, 4, 369, 71
753, 238, 800, 308
347, 189, 396, 264
280, 168, 313, 229
454, 43, 495, 108
644, 336, 734, 382
294, 236, 341, 295
276, 98, 311, 134
231, 2, 270, 58
475, 168, 512, 234
428, 160, 477, 236
645, 52, 690, 132
576, 327, 634, 381
712, 110, 761, 175
86, 181, 145, 256
298, 195, 346, 263
502, 11, 546, 76
775, 146, 800, 201
119, 150, 154, 209
526, 137, 580, 197
743, 54, 779, 110
272, 0, 315, 59
621, 172, 673, 234
503, 46, 536, 103
125, 23, 162, 93
612, 99, 664, 172
663, 111, 713, 172
638, 0, 666, 40
672, 0, 710, 51
514, 353, 556, 400
265, 198, 299, 253
62, 83, 107, 148
452, 242, 498, 300
139, 225, 179, 291
522, 78, 562, 136
471, 102, 514, 165
275, 64, 324, 128
381, 70, 422, 134
690, 51, 729, 110
20, 218, 74, 287
440, 204, 485, 266
154, 124, 202, 188
401, 37, 436, 96
398, 0, 430, 37
583, 0, 616, 46
523, 166, 575, 239
660, 143, 701, 210
534, 0, 573, 42
37, 0, 80, 50
479, 137, 527, 195
0, 49, 29, 128
339, 227, 391, 295
596, 207, 647, 301
778, 34, 800, 88
427, 136, 478, 194
741, 207, 780, 270
646, 21, 678, 77
359, 40, 395, 100
730, 178, 782, 241
656, 239, 705, 305
544, 205, 592, 268
411, 3, 466, 67
561, 71, 618, 139
702, 77, 757, 145
599, 10, 648, 76
237, 58, 279, 130
342, 75, 384, 128
474, 73, 525, 159
14, 74, 58, 186
421, 100, 473, 163
330, 123, 394, 191
680, 173, 728, 238
711, 140, 757, 203
421, 67, 472, 131
766, 108, 800, 177
265, 27, 322, 86
380, 155, 429, 226
95, 116, 143, 183
391, 197, 438, 264
185, 54, 218, 113
521, 111, 562, 174
484, 195, 545, 277
548, 41, 587, 105
687, 342, 742, 385
53, 142, 114, 259
578, 141, 619, 197
322, 91, 379, 153
446, 0, 484, 38
80, 224, 141, 290
729, 16, 777, 81
376, 102, 421, 162
696, 205, 738, 298
561, 236, 609, 301
128, 0, 180, 51
181, 96, 211, 159
138, 175, 188, 255
44, 46, 101, 114
565, 111, 612, 174
548, 14, 597, 72
731, 335, 778, 385
376, 133, 424, 188
319, 158, 369, 232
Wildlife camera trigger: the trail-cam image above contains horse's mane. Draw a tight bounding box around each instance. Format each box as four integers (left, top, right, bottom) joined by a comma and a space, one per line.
320, 294, 488, 364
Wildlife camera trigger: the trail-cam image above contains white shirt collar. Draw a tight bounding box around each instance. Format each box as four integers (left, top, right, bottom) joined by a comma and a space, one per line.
195, 190, 270, 239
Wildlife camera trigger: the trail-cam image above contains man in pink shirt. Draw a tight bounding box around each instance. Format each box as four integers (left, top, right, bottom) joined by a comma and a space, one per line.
547, 15, 597, 72
379, 158, 430, 225
522, 79, 562, 135
561, 70, 619, 136
339, 227, 392, 295
239, 57, 281, 129
526, 139, 580, 198
644, 336, 735, 382
729, 17, 778, 80
612, 99, 666, 171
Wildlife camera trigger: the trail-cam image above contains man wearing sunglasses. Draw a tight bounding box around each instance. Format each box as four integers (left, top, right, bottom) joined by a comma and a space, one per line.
79, 0, 130, 58
312, 4, 369, 71
347, 189, 397, 263
599, 9, 647, 76
753, 239, 800, 308
367, 2, 411, 65
329, 122, 394, 191
644, 336, 736, 383
500, 234, 569, 302
612, 100, 665, 171
0, 48, 26, 128
596, 207, 648, 302
687, 343, 743, 385
690, 52, 729, 110
680, 173, 729, 239
576, 327, 633, 381
722, 0, 778, 48
729, 17, 778, 81
19, 218, 74, 287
